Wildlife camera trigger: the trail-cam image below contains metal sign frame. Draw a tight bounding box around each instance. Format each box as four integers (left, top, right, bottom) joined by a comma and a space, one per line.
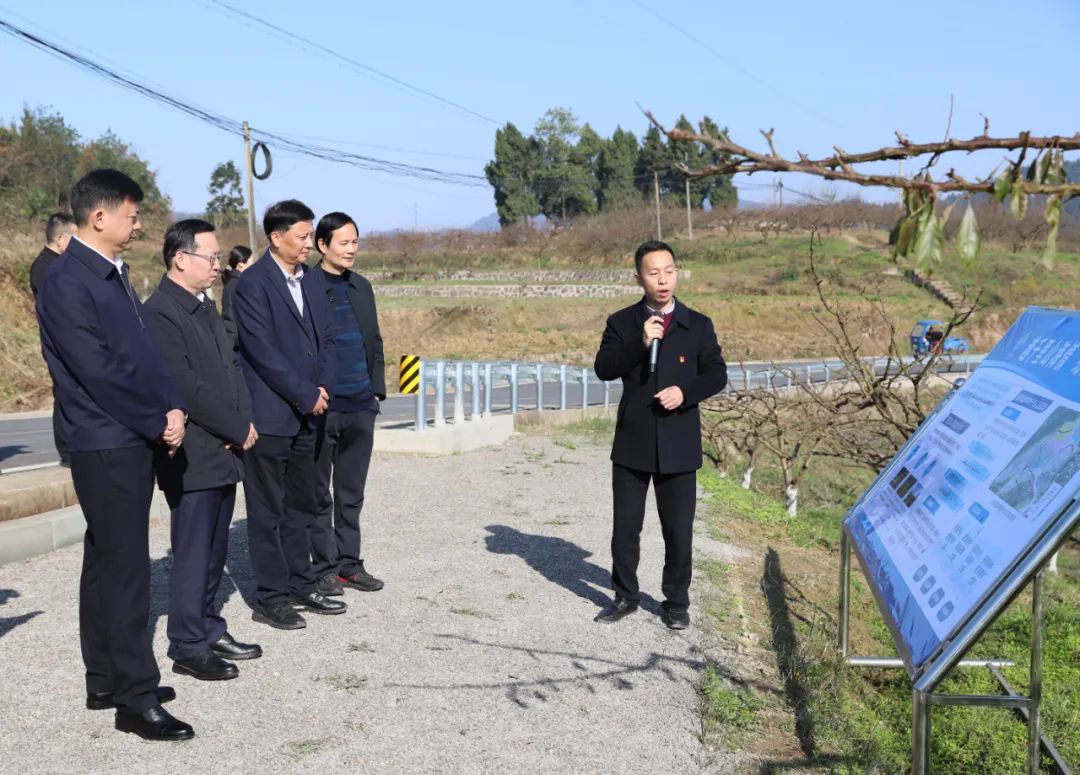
836, 370, 1080, 774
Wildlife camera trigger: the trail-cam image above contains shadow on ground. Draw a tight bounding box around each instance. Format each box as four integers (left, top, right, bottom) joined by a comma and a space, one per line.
0, 588, 43, 641
388, 632, 706, 709
484, 523, 662, 615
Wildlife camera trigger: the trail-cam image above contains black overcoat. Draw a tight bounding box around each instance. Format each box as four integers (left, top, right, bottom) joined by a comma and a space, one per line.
594, 297, 727, 473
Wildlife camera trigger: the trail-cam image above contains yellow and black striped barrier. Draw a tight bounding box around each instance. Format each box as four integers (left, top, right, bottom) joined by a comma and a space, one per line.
399, 355, 420, 394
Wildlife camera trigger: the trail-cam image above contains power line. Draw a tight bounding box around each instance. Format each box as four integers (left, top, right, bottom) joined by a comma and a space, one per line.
204, 0, 500, 127
0, 16, 488, 187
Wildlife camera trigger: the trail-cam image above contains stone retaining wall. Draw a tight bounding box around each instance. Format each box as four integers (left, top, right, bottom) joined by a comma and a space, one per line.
374, 284, 639, 299
364, 269, 690, 283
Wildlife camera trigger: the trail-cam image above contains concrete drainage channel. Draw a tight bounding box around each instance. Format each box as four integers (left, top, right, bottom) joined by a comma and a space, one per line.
0, 352, 985, 567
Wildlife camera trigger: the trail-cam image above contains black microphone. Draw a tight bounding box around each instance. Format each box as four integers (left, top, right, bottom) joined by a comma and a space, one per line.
649, 336, 660, 374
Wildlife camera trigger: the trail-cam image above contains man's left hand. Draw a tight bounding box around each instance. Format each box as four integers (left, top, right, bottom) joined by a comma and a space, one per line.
654, 385, 684, 411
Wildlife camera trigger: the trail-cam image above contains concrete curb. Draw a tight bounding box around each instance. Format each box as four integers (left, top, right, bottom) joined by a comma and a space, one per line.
374, 414, 515, 455
0, 504, 84, 566
0, 468, 77, 523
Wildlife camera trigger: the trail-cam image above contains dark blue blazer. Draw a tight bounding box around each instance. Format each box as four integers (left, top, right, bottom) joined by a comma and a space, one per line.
36, 237, 184, 452
232, 251, 332, 436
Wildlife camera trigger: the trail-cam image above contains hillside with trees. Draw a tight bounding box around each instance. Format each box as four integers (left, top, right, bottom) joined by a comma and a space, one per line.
484, 108, 737, 226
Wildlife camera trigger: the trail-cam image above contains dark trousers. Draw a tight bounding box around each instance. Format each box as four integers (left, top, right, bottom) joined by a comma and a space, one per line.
166, 484, 236, 660
610, 463, 697, 611
70, 444, 160, 712
311, 409, 376, 577
243, 427, 318, 606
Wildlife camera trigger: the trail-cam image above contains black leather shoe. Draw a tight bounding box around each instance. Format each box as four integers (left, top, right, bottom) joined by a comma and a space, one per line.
114, 705, 194, 741
316, 572, 344, 597
172, 650, 239, 681
290, 591, 347, 615
339, 568, 384, 592
252, 603, 307, 630
211, 632, 262, 661
663, 609, 691, 630
594, 598, 639, 623
87, 686, 176, 711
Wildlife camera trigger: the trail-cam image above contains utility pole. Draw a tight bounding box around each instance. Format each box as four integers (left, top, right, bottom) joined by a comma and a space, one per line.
653, 169, 662, 241
242, 121, 257, 252
684, 152, 693, 240
777, 178, 784, 208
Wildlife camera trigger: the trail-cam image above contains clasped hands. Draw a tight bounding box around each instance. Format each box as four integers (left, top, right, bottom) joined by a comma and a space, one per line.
161, 409, 186, 458
642, 315, 684, 411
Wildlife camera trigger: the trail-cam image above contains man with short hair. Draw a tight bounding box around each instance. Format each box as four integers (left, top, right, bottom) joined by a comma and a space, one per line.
145, 219, 263, 683
37, 169, 193, 741
233, 199, 345, 629
30, 212, 77, 296
304, 211, 386, 598
31, 212, 78, 467
593, 240, 727, 630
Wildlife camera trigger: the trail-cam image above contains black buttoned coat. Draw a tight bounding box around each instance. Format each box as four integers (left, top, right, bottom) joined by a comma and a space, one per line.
594, 297, 727, 473
145, 276, 252, 494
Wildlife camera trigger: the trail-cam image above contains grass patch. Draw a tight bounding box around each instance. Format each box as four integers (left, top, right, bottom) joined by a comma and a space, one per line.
695, 452, 1080, 772
346, 641, 374, 653
325, 672, 368, 692
283, 737, 335, 761
450, 606, 495, 619
696, 664, 760, 748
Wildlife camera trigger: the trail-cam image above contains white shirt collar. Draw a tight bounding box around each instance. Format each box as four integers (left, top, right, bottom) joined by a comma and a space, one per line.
270, 251, 304, 282
645, 300, 675, 315
73, 235, 124, 273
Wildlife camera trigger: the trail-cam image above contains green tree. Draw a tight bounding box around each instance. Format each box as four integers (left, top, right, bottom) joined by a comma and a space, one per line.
597, 126, 640, 211
484, 122, 541, 226
533, 107, 597, 220
205, 161, 246, 227
0, 107, 80, 220
78, 130, 170, 214
634, 125, 670, 200
696, 116, 737, 209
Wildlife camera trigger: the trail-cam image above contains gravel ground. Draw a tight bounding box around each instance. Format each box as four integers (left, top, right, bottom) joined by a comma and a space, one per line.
0, 432, 752, 774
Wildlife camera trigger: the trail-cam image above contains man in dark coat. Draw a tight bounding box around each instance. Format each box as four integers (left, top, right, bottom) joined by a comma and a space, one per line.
220, 244, 252, 351
29, 212, 77, 296
233, 200, 345, 630
31, 212, 77, 466
145, 219, 263, 683
593, 240, 727, 630
37, 169, 193, 741
303, 212, 387, 598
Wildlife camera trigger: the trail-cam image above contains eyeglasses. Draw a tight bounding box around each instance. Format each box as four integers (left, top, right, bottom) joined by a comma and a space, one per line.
183, 250, 222, 266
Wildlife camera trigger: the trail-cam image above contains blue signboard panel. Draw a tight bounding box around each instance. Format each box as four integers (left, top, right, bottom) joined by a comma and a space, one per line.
843, 307, 1080, 672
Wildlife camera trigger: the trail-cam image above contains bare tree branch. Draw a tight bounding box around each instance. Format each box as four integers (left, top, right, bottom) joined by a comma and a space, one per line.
643, 110, 1080, 197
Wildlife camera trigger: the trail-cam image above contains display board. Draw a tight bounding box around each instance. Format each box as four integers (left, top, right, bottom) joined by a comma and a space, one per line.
843, 306, 1080, 676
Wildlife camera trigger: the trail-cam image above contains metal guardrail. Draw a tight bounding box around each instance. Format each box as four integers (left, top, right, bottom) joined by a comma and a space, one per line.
408, 353, 987, 431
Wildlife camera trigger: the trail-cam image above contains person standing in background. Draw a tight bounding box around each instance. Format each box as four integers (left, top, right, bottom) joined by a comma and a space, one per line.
220, 244, 252, 350
30, 212, 77, 296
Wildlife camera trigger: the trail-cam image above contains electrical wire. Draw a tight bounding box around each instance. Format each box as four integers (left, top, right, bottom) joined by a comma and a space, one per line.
204, 0, 500, 126
0, 16, 489, 187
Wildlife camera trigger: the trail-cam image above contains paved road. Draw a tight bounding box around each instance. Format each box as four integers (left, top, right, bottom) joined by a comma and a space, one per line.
0, 381, 627, 472
0, 354, 978, 473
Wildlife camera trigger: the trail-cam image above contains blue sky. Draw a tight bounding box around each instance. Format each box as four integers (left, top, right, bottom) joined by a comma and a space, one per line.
0, 0, 1076, 231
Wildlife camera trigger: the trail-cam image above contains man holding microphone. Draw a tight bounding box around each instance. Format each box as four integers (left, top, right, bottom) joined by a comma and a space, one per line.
593, 240, 727, 630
